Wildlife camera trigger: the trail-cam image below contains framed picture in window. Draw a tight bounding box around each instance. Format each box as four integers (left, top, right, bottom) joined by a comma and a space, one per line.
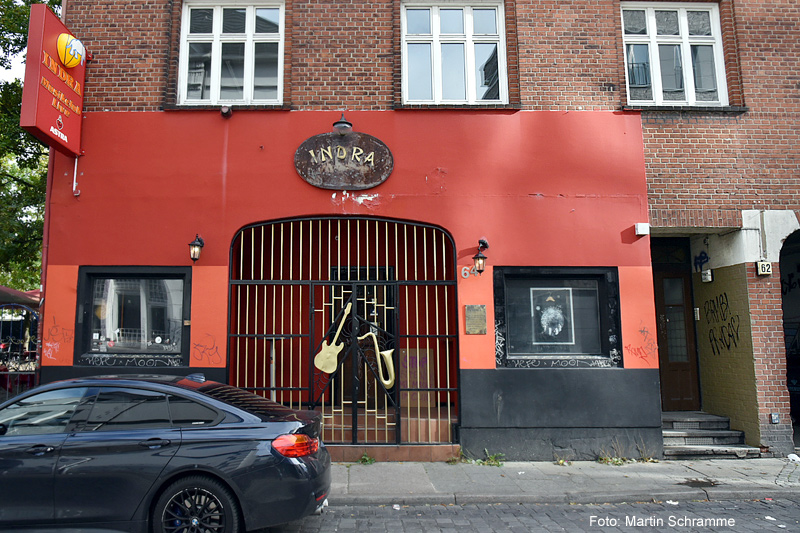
531, 288, 574, 345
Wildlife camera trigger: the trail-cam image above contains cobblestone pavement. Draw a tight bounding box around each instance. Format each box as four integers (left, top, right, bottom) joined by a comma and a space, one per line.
261, 499, 800, 532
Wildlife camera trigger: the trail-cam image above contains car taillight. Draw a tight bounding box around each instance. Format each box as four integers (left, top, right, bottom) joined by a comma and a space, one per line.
0, 343, 6, 350
272, 433, 319, 458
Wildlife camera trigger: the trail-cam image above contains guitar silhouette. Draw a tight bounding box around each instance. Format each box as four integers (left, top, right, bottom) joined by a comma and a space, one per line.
314, 302, 352, 374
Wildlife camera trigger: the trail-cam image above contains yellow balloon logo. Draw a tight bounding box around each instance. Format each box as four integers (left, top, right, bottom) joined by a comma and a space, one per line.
56, 33, 85, 69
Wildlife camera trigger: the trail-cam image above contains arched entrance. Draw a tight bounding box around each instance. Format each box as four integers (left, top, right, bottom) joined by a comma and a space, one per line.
780, 231, 800, 439
229, 217, 459, 445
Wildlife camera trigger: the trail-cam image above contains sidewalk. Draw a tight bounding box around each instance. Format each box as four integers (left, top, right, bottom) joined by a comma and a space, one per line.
329, 458, 800, 506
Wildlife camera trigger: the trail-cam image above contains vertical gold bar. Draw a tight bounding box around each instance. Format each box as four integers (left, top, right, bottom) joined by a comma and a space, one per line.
237, 232, 244, 388
271, 224, 277, 403
279, 222, 285, 404
289, 222, 295, 409
262, 226, 267, 396
442, 232, 452, 440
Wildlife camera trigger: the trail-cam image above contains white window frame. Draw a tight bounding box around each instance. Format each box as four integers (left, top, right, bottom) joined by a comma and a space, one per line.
402, 1, 508, 105
621, 2, 728, 106
178, 1, 285, 105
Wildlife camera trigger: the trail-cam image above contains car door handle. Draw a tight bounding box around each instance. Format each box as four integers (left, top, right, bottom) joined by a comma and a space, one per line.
139, 438, 171, 449
26, 445, 55, 456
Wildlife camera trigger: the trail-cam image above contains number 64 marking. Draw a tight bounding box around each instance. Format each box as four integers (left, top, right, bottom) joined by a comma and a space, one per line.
461, 265, 480, 278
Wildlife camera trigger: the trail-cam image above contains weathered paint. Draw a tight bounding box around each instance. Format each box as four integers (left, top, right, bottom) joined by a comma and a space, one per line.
43, 110, 652, 371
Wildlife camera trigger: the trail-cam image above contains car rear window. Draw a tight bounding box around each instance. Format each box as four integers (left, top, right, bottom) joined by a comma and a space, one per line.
196, 383, 306, 420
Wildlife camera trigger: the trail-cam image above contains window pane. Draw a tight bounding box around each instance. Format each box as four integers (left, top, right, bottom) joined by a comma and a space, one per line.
473, 9, 497, 34
622, 10, 646, 35
655, 10, 679, 36
187, 43, 212, 100
692, 45, 718, 101
658, 44, 685, 101
255, 8, 280, 33
0, 388, 87, 436
665, 306, 689, 362
441, 43, 466, 100
169, 395, 218, 427
85, 388, 171, 431
475, 43, 499, 100
407, 43, 432, 100
626, 43, 652, 100
222, 8, 246, 33
688, 11, 712, 36
662, 278, 684, 306
440, 9, 464, 34
189, 9, 213, 34
406, 9, 431, 34
220, 42, 245, 100
254, 42, 279, 100
505, 280, 602, 356
90, 278, 184, 353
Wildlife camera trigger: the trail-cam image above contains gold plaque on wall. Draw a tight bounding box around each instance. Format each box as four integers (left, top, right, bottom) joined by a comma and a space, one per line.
465, 305, 487, 335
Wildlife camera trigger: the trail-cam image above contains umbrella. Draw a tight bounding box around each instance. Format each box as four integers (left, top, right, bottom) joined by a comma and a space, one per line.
0, 285, 40, 306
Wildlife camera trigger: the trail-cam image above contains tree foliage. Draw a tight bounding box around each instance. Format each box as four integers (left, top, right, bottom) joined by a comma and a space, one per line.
0, 0, 61, 290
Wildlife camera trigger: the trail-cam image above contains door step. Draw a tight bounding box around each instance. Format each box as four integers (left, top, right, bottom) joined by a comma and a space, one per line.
662, 411, 761, 460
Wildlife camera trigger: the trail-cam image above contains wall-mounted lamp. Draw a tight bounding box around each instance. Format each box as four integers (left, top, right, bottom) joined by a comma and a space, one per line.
333, 113, 353, 136
473, 238, 489, 275
634, 223, 650, 236
220, 106, 232, 118
189, 234, 205, 262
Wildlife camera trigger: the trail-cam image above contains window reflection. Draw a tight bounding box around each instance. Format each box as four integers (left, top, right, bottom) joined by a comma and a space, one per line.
90, 279, 184, 354
0, 388, 87, 436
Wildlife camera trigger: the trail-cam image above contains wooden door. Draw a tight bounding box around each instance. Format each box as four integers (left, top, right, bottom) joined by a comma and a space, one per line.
654, 271, 700, 411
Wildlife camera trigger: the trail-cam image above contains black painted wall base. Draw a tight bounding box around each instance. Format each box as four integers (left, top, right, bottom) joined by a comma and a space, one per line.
460, 427, 664, 462
459, 368, 664, 461
39, 365, 228, 385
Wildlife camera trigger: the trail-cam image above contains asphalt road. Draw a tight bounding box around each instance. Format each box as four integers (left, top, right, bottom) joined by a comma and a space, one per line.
263, 499, 800, 532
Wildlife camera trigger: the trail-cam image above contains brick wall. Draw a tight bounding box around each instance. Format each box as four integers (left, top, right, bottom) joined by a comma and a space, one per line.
747, 262, 795, 454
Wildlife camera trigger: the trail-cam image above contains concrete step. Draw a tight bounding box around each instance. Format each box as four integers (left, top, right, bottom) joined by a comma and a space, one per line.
663, 444, 761, 460
662, 411, 731, 431
662, 429, 746, 446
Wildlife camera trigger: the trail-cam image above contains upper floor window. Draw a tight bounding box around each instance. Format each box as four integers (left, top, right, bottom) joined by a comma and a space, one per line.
621, 3, 728, 106
402, 2, 507, 105
179, 2, 284, 105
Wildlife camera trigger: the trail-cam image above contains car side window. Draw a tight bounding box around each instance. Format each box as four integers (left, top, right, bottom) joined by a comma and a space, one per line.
0, 387, 88, 436
168, 394, 219, 427
83, 387, 171, 431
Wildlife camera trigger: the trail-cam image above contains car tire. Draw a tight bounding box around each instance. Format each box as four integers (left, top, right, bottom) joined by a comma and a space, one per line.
153, 475, 242, 533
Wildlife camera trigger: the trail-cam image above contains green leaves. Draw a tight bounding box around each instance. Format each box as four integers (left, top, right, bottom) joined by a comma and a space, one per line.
0, 0, 60, 290
0, 0, 60, 70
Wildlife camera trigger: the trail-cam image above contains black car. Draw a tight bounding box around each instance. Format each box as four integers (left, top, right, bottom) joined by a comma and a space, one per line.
0, 374, 331, 532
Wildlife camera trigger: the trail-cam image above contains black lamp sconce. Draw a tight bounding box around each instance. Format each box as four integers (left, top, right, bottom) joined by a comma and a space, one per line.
473, 238, 489, 275
333, 113, 353, 135
189, 234, 205, 262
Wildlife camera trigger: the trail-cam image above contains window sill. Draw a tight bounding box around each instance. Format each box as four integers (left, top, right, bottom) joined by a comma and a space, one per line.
622, 105, 749, 115
162, 104, 293, 111
394, 103, 522, 111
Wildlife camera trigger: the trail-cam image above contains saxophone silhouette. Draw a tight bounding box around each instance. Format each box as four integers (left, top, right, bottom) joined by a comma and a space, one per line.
357, 332, 395, 388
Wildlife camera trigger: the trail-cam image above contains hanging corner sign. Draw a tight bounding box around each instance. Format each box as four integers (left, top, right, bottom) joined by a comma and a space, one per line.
295, 129, 393, 190
20, 4, 88, 157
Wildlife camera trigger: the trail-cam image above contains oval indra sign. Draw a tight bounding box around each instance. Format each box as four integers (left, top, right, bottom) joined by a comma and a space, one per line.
295, 131, 393, 190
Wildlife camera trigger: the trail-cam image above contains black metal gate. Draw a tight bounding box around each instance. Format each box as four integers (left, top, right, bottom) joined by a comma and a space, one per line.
229, 217, 459, 444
